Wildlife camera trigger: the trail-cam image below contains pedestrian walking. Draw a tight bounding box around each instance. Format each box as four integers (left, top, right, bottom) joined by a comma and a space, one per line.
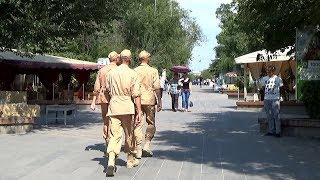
199, 76, 203, 88
260, 65, 283, 137
134, 50, 162, 158
169, 73, 180, 112
90, 51, 121, 147
159, 68, 167, 99
180, 73, 192, 112
105, 49, 142, 176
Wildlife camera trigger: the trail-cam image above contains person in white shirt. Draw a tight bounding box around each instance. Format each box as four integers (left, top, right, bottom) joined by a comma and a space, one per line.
159, 69, 167, 99
260, 65, 283, 137
169, 73, 180, 112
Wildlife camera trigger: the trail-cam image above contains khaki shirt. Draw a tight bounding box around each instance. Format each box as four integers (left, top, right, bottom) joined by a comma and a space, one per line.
106, 64, 141, 116
93, 62, 118, 104
134, 63, 161, 105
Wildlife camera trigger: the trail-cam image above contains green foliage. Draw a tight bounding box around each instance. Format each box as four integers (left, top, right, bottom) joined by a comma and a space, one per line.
300, 81, 320, 119
201, 69, 213, 79
0, 0, 126, 53
208, 2, 254, 76
235, 76, 244, 91
188, 73, 198, 81
206, 0, 319, 76
54, 21, 127, 62
0, 0, 203, 71
122, 0, 203, 69
237, 0, 320, 51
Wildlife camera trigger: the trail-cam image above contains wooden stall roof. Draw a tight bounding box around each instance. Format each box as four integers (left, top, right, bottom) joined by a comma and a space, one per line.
0, 50, 98, 70
235, 46, 294, 64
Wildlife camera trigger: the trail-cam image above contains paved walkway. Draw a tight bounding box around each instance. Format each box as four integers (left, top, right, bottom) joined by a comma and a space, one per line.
1, 87, 320, 180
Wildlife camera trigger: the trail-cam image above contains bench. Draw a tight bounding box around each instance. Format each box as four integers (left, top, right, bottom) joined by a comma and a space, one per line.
258, 115, 320, 138
45, 105, 77, 125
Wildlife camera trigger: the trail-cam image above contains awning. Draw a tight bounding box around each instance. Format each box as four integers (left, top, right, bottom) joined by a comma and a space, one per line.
0, 50, 98, 70
235, 46, 294, 64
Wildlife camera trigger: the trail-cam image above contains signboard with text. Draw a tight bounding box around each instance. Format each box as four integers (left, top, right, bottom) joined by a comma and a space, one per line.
296, 27, 320, 80
97, 58, 110, 68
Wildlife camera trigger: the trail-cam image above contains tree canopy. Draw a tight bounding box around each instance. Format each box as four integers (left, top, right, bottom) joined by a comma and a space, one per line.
0, 0, 203, 71
207, 0, 320, 75
237, 0, 320, 51
0, 0, 127, 53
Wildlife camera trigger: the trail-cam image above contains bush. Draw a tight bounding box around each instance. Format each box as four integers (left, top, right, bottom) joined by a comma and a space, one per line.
300, 81, 320, 119
236, 76, 244, 91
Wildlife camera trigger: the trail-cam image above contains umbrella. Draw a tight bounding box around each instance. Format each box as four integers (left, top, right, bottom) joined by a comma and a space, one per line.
170, 66, 191, 73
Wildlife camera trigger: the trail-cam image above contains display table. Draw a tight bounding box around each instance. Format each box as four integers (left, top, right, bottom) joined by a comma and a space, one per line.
45, 104, 77, 125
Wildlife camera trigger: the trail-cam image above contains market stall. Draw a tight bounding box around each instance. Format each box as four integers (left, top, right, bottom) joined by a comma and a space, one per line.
235, 46, 296, 102
0, 50, 99, 132
0, 50, 98, 102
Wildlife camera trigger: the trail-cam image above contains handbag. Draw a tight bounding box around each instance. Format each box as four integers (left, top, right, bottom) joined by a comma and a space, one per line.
189, 101, 194, 107
189, 93, 193, 107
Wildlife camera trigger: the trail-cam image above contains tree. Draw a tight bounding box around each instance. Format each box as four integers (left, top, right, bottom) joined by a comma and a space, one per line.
121, 0, 203, 69
0, 0, 127, 53
208, 2, 253, 76
237, 0, 320, 51
207, 0, 320, 75
201, 69, 213, 79
1, 0, 203, 72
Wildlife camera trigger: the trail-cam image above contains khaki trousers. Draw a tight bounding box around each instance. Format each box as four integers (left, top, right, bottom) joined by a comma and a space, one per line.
134, 105, 156, 148
107, 115, 135, 155
101, 103, 110, 140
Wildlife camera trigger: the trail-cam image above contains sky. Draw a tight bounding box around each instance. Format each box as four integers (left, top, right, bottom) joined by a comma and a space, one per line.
176, 0, 232, 72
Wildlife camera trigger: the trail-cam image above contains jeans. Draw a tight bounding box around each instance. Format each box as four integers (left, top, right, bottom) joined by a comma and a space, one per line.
264, 99, 281, 134
181, 90, 190, 109
160, 88, 164, 99
171, 94, 179, 110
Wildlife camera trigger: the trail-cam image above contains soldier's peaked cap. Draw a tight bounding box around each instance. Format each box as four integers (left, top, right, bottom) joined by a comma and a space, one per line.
120, 49, 131, 58
138, 50, 151, 59
108, 51, 118, 59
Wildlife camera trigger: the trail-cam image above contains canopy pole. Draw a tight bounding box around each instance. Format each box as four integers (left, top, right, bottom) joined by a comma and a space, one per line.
295, 61, 298, 101
67, 83, 70, 101
52, 83, 55, 101
244, 64, 248, 101
238, 87, 240, 101
82, 83, 85, 100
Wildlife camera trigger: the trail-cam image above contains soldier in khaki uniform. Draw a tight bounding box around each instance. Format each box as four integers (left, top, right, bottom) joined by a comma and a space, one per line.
91, 51, 121, 143
105, 49, 143, 177
134, 50, 162, 158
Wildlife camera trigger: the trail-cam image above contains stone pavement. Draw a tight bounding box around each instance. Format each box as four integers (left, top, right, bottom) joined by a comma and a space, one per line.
1, 87, 320, 180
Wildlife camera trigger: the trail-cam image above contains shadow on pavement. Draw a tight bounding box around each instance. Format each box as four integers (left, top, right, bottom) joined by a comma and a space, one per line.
85, 143, 127, 172
91, 157, 127, 173
153, 111, 320, 179
27, 110, 103, 134
198, 88, 215, 94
